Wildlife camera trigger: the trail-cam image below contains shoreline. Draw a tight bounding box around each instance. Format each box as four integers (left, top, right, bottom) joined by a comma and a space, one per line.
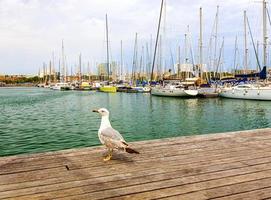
0, 84, 37, 87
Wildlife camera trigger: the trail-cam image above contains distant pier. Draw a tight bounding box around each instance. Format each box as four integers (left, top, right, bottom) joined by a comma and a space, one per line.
1, 128, 271, 199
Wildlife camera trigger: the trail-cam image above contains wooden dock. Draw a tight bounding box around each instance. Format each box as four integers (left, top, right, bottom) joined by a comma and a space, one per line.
1, 128, 271, 200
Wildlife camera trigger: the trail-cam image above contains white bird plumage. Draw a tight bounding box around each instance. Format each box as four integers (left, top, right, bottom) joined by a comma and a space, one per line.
93, 108, 139, 161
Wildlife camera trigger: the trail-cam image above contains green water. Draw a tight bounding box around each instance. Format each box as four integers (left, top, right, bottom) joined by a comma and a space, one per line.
0, 87, 270, 157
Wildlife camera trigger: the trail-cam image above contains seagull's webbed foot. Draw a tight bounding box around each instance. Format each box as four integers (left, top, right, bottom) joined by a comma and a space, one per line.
103, 154, 112, 161
103, 149, 113, 161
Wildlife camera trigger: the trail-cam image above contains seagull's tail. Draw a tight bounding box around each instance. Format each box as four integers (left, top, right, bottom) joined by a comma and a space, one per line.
125, 147, 140, 154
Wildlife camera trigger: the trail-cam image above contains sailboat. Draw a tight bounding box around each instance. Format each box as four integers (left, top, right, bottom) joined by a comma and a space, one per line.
52, 40, 71, 90
220, 1, 271, 100
151, 80, 198, 97
99, 14, 117, 93
149, 0, 197, 97
197, 7, 219, 98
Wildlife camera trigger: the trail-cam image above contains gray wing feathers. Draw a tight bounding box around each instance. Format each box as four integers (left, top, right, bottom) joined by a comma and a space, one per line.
100, 127, 126, 148
100, 127, 124, 141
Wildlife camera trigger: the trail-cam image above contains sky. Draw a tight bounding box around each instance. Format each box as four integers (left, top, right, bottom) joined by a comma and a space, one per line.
0, 0, 268, 75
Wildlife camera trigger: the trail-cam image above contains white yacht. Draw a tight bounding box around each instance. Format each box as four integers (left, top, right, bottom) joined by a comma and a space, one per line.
52, 83, 71, 90
131, 86, 151, 93
151, 81, 198, 97
220, 1, 271, 100
219, 83, 271, 100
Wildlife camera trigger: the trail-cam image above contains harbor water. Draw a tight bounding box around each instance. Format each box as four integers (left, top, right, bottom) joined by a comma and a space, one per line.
0, 87, 271, 157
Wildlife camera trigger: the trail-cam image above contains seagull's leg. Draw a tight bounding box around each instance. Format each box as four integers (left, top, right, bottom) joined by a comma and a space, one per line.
103, 149, 113, 161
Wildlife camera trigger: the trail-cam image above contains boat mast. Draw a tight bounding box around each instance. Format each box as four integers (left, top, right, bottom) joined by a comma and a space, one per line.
49, 60, 52, 84
247, 17, 262, 71
150, 35, 153, 79
58, 59, 60, 82
139, 46, 144, 80
79, 53, 82, 82
70, 64, 73, 78
184, 29, 188, 78
151, 0, 164, 81
199, 7, 203, 80
120, 40, 123, 80
263, 0, 268, 67
106, 14, 110, 81
43, 62, 46, 84
158, 35, 162, 79
162, 0, 166, 76
233, 36, 238, 74
52, 52, 56, 83
88, 61, 91, 82
132, 33, 138, 84
146, 42, 150, 79
61, 39, 65, 83
215, 37, 224, 79
178, 45, 181, 78
65, 55, 68, 82
213, 6, 219, 73
244, 10, 248, 74
257, 41, 260, 71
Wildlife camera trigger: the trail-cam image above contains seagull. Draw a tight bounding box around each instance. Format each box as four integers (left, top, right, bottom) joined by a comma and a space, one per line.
92, 108, 139, 161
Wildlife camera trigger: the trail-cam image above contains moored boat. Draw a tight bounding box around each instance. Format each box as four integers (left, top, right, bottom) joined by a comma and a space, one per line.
52, 82, 71, 90
99, 85, 117, 93
219, 83, 271, 100
131, 86, 151, 93
151, 83, 198, 97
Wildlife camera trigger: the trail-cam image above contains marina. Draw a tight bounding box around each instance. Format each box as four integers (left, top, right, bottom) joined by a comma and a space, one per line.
1, 0, 271, 199
21, 0, 271, 101
1, 87, 271, 157
1, 128, 271, 199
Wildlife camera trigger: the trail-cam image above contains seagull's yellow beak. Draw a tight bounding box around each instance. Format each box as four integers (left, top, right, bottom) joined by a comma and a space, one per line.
92, 109, 99, 113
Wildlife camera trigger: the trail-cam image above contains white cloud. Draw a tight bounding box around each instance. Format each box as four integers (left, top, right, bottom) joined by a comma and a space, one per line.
0, 0, 267, 74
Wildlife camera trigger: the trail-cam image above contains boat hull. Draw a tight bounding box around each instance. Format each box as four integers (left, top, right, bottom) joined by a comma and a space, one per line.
52, 83, 71, 90
220, 87, 271, 100
151, 87, 198, 97
99, 86, 117, 93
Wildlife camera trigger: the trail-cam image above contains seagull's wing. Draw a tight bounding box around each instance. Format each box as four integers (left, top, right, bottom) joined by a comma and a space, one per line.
100, 127, 140, 154
100, 127, 124, 140
100, 127, 127, 148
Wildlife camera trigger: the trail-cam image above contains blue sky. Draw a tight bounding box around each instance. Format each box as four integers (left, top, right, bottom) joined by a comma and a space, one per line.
0, 0, 268, 75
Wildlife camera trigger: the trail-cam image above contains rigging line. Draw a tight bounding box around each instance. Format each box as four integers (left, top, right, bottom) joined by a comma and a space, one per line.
266, 8, 271, 27
207, 9, 218, 72
151, 0, 164, 81
215, 38, 224, 76
169, 47, 175, 74
246, 17, 262, 71
187, 30, 195, 67
105, 14, 110, 80
233, 36, 238, 73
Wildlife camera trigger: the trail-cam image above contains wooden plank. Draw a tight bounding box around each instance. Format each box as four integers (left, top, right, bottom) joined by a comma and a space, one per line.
1, 128, 270, 164
47, 167, 271, 200
2, 148, 271, 195
0, 128, 271, 200
1, 135, 270, 176
3, 159, 271, 200
1, 128, 270, 177
0, 156, 248, 199
212, 187, 271, 200
2, 131, 271, 174
1, 140, 270, 187
157, 177, 271, 200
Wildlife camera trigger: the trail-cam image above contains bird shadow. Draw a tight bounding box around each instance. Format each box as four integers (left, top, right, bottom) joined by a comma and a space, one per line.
101, 151, 135, 163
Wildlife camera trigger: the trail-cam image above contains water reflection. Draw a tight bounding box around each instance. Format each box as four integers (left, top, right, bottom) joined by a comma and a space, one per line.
0, 88, 271, 156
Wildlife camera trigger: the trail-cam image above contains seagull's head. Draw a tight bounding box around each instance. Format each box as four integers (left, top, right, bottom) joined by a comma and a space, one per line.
92, 108, 110, 117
